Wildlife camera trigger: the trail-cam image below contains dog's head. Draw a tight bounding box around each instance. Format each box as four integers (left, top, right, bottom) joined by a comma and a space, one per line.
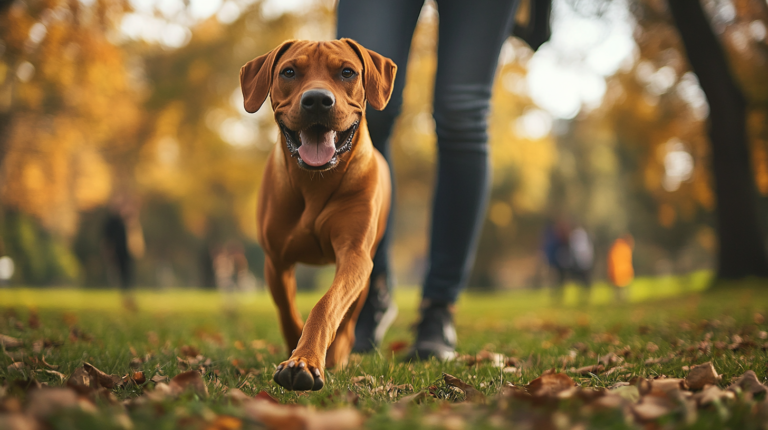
240, 39, 396, 171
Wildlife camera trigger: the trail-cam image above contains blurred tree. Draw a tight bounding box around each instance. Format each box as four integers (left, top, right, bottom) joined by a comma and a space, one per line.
667, 0, 768, 279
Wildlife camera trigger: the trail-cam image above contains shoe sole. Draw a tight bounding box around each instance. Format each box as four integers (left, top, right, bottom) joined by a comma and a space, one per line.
373, 303, 398, 346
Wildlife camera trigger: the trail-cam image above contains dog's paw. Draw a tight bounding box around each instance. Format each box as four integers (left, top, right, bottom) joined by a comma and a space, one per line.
273, 357, 324, 391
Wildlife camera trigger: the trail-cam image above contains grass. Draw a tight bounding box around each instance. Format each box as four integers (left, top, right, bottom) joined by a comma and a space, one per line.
1, 271, 767, 429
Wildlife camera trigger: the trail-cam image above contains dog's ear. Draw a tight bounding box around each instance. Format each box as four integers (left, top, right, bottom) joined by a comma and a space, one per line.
240, 40, 295, 113
342, 39, 397, 111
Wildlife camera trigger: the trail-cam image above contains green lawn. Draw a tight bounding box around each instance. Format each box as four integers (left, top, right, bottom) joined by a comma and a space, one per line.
1, 272, 768, 429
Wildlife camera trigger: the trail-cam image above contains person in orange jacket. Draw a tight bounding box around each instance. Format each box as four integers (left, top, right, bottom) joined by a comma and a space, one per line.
607, 235, 634, 301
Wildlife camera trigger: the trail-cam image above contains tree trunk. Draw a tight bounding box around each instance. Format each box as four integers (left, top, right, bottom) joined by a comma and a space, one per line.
668, 0, 768, 279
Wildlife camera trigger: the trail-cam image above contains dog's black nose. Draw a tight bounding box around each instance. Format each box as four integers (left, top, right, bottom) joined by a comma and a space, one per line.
301, 89, 335, 113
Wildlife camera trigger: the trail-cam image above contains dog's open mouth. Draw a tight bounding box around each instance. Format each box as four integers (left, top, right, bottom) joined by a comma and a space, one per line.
279, 121, 358, 171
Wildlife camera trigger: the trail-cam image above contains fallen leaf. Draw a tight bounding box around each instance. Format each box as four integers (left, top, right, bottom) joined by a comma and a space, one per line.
83, 362, 121, 389
526, 372, 577, 397
685, 362, 720, 390
40, 356, 58, 369
66, 367, 91, 394
351, 375, 375, 386
397, 390, 428, 405
25, 388, 80, 419
122, 371, 146, 386
0, 334, 23, 349
151, 374, 169, 383
68, 327, 92, 342
639, 378, 688, 396
145, 382, 174, 402
8, 362, 26, 372
27, 311, 40, 330
458, 350, 506, 368
226, 388, 251, 404
631, 396, 676, 422
569, 364, 604, 375
254, 390, 279, 404
244, 400, 362, 430
443, 373, 486, 403
169, 370, 209, 398
180, 345, 200, 357
36, 369, 65, 382
208, 415, 243, 430
644, 356, 672, 365
388, 340, 409, 354
691, 385, 735, 406
0, 414, 39, 430
728, 370, 767, 395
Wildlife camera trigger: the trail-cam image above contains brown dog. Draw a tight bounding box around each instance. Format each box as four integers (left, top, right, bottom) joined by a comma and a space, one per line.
239, 40, 396, 391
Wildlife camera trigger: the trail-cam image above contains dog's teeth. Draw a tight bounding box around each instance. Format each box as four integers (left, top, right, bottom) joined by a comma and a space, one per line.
288, 360, 296, 368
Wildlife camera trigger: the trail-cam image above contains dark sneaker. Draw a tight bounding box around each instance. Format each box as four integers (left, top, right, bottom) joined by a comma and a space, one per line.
352, 274, 398, 353
404, 301, 457, 361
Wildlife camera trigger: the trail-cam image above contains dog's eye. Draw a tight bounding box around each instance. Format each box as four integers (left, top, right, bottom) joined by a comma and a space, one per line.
341, 68, 356, 79
281, 68, 295, 78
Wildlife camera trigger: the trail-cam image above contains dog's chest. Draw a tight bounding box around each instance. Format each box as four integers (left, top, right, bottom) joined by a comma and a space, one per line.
262, 206, 334, 265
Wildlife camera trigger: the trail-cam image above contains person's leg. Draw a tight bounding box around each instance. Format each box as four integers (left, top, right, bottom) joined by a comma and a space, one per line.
337, 0, 424, 352
424, 0, 518, 303
409, 0, 519, 359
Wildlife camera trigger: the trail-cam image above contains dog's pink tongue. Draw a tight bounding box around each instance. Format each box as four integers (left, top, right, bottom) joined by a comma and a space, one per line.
298, 129, 336, 167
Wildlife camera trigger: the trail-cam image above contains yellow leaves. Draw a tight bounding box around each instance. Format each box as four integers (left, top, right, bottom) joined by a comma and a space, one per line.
488, 201, 513, 228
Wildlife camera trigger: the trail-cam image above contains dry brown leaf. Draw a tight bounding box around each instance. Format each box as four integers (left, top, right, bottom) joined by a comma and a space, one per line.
208, 415, 243, 430
1, 334, 23, 349
458, 350, 506, 368
244, 399, 363, 430
180, 345, 200, 357
226, 388, 252, 404
150, 374, 169, 384
25, 388, 80, 419
570, 364, 604, 375
36, 369, 66, 382
122, 371, 146, 386
253, 390, 279, 404
0, 414, 40, 430
83, 362, 121, 389
727, 370, 767, 395
691, 385, 735, 406
169, 370, 209, 398
443, 373, 486, 403
644, 356, 673, 365
66, 367, 91, 394
685, 362, 720, 390
598, 352, 620, 365
388, 340, 410, 354
40, 356, 58, 369
397, 390, 428, 405
631, 396, 676, 422
639, 378, 688, 396
7, 362, 26, 372
351, 375, 375, 386
526, 372, 577, 397
145, 382, 174, 402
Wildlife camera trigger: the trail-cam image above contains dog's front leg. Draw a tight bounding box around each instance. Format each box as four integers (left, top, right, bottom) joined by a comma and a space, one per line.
272, 246, 373, 391
264, 256, 304, 352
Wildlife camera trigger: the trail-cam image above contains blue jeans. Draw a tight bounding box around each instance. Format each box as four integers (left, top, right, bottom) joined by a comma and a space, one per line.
337, 0, 519, 304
